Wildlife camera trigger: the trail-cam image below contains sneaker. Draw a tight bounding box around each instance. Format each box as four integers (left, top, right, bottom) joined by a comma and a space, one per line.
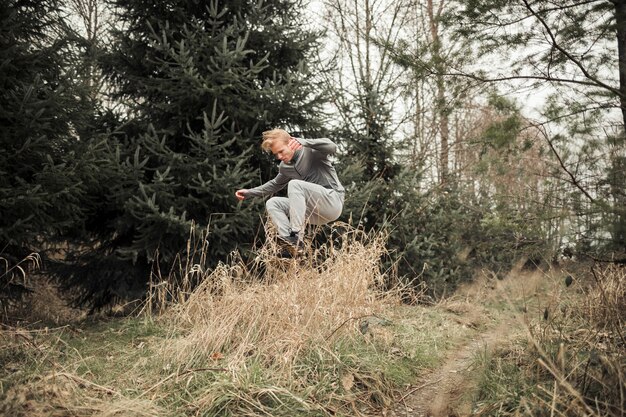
277, 246, 295, 258
277, 231, 304, 257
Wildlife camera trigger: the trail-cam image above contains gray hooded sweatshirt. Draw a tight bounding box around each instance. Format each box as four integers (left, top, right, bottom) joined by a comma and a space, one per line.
245, 138, 345, 198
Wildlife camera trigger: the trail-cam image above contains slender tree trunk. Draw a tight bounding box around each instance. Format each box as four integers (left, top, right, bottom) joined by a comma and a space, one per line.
613, 0, 626, 250
413, 80, 421, 170
438, 82, 450, 183
427, 0, 449, 184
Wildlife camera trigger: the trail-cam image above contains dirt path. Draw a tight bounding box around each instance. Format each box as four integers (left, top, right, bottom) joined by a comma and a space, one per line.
387, 318, 522, 417
386, 269, 542, 417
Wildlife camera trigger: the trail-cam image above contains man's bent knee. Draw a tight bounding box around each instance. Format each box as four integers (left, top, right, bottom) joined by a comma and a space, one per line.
266, 197, 281, 210
287, 179, 306, 194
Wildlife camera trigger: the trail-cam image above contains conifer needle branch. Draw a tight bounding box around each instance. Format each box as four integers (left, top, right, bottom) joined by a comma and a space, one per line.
521, 0, 624, 99
388, 48, 606, 89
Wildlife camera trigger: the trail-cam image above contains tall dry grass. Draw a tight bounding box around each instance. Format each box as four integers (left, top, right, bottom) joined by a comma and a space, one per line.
144, 222, 213, 314
3, 224, 410, 417
150, 224, 402, 414
161, 224, 397, 367
1, 252, 41, 319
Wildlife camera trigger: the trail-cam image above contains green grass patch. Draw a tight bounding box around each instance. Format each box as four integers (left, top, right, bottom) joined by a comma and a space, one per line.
469, 342, 537, 415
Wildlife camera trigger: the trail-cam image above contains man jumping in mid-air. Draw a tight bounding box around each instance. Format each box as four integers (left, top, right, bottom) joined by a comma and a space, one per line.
235, 128, 345, 255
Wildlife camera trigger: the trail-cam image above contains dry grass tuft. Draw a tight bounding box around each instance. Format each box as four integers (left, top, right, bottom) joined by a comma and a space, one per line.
1, 368, 164, 417
1, 323, 166, 417
161, 224, 398, 370
585, 265, 625, 332
144, 222, 213, 315
528, 264, 625, 417
142, 224, 404, 414
1, 252, 42, 320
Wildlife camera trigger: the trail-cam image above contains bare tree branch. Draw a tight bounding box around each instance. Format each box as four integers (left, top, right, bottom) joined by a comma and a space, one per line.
521, 0, 623, 98
532, 122, 597, 203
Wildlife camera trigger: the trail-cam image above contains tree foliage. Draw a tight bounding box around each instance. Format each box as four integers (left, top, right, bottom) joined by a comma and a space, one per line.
0, 0, 94, 297
51, 0, 327, 307
440, 0, 626, 254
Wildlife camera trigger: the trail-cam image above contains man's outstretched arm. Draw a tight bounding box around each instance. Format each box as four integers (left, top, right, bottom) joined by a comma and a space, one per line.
236, 173, 290, 200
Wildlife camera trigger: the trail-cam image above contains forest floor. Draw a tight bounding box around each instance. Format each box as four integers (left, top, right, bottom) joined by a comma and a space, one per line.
1, 254, 621, 417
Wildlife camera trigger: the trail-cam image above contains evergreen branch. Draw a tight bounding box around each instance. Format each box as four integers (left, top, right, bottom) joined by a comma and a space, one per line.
457, 0, 605, 35
388, 45, 611, 89
521, 0, 624, 99
449, 69, 601, 89
520, 103, 618, 128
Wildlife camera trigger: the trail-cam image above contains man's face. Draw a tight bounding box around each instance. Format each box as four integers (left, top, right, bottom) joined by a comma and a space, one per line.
271, 140, 295, 163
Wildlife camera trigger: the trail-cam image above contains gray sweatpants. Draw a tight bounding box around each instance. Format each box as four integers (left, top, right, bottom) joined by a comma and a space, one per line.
265, 180, 344, 237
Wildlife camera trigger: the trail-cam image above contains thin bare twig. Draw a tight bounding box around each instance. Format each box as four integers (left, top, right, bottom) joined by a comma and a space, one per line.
325, 314, 379, 341
140, 367, 228, 397
397, 377, 444, 403
531, 122, 597, 203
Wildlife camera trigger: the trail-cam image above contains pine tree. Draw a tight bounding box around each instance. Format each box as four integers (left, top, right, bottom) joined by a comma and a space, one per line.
0, 0, 92, 296
66, 0, 326, 306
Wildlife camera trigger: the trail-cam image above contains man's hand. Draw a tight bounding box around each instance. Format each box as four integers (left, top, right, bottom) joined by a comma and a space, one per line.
288, 137, 303, 152
235, 189, 248, 201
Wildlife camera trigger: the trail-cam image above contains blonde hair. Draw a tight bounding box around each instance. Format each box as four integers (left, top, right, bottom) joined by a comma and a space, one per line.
261, 128, 290, 152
